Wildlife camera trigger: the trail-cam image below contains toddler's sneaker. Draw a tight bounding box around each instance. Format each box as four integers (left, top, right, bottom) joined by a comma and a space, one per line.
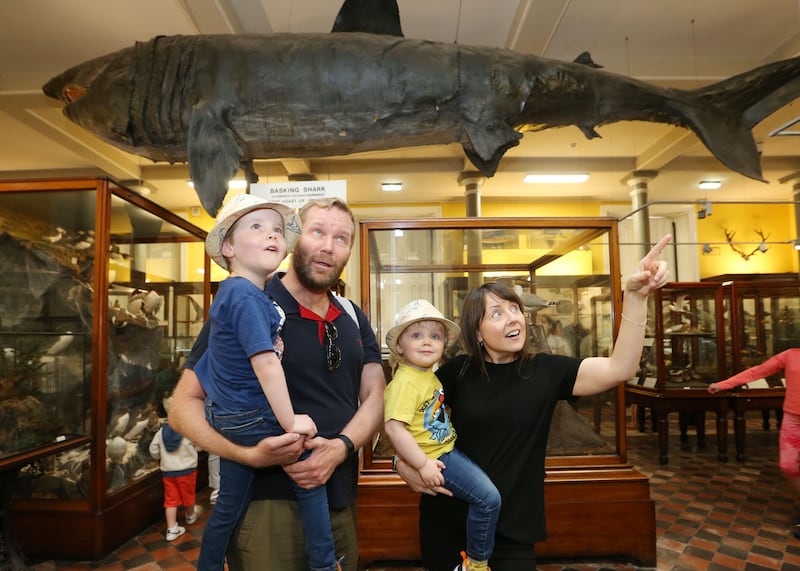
209, 488, 219, 505
185, 505, 203, 524
166, 525, 186, 541
453, 551, 490, 571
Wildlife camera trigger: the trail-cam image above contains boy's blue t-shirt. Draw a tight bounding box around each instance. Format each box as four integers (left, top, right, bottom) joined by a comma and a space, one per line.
194, 276, 283, 410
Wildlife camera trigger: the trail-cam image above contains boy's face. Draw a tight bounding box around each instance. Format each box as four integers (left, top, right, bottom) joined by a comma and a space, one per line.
395, 320, 446, 371
222, 208, 287, 276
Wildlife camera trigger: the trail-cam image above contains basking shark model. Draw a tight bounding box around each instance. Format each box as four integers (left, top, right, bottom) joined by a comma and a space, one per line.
42, 0, 800, 215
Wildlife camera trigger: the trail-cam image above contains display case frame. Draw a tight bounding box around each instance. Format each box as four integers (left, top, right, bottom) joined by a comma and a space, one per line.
0, 178, 210, 560
625, 282, 731, 463
356, 217, 656, 566
709, 277, 797, 460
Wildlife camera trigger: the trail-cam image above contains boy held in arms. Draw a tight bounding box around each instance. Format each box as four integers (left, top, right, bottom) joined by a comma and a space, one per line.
194, 194, 341, 571
383, 299, 501, 571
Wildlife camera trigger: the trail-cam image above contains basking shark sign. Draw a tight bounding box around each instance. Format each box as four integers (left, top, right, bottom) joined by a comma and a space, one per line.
251, 180, 347, 210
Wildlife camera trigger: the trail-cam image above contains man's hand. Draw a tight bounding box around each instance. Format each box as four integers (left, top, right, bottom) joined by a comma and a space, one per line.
282, 436, 343, 489
395, 457, 452, 497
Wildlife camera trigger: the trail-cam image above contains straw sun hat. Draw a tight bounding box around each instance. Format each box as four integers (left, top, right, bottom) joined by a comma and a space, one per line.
385, 299, 460, 355
205, 194, 301, 271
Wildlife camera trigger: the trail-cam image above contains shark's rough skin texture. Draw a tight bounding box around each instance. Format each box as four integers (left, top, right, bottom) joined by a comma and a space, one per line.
43, 32, 800, 215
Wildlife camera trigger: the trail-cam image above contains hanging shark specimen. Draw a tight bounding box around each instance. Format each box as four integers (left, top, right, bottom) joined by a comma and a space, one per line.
42, 8, 800, 215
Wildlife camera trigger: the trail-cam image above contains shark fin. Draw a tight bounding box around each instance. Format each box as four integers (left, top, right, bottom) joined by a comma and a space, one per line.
462, 123, 522, 176
684, 55, 800, 182
188, 100, 243, 216
573, 52, 603, 69
332, 0, 404, 36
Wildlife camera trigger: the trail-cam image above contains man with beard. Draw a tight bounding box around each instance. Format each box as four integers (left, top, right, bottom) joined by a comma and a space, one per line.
169, 197, 385, 571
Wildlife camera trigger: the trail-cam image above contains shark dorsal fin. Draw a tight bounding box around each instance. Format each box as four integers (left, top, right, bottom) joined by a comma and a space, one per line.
332, 0, 404, 37
573, 51, 603, 68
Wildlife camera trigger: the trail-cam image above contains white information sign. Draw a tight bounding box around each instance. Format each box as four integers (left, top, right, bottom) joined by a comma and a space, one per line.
250, 180, 347, 210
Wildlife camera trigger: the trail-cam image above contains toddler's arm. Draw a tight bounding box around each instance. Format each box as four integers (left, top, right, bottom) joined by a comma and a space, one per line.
384, 419, 444, 487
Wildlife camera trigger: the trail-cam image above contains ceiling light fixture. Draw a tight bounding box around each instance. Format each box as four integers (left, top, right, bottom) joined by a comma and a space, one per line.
524, 173, 589, 184
381, 182, 403, 192
698, 180, 721, 190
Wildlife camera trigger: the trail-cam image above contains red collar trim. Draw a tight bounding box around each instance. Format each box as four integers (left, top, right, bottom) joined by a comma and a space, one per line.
298, 299, 343, 343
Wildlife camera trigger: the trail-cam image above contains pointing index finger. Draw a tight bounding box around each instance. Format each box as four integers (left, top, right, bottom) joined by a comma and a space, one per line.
643, 234, 672, 264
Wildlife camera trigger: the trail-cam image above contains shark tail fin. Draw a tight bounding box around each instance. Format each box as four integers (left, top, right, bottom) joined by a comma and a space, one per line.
683, 56, 800, 181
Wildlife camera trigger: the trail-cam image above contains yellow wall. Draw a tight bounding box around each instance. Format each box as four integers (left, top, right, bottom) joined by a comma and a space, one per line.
176, 199, 799, 282
696, 203, 798, 277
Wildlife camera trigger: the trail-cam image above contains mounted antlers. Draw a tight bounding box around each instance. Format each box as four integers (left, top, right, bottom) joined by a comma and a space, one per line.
724, 228, 770, 260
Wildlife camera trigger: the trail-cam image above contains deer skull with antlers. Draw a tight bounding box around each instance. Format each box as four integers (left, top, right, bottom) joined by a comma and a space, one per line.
724, 228, 770, 260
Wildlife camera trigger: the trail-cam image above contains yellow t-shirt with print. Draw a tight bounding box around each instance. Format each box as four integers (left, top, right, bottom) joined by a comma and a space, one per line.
383, 363, 456, 459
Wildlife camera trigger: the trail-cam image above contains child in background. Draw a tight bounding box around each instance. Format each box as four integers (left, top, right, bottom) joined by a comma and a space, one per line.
708, 347, 800, 538
194, 194, 341, 571
383, 299, 500, 571
149, 414, 201, 541
207, 453, 220, 505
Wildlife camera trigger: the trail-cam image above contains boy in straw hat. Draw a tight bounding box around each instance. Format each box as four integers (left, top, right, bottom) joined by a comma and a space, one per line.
384, 299, 500, 571
194, 194, 341, 571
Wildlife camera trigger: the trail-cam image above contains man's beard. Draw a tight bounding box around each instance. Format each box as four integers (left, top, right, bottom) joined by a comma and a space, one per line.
291, 241, 345, 293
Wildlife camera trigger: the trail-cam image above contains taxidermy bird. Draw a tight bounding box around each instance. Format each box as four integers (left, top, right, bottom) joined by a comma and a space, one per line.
513, 285, 554, 312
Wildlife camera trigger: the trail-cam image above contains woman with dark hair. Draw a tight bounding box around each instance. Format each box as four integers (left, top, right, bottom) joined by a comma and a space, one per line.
396, 235, 671, 571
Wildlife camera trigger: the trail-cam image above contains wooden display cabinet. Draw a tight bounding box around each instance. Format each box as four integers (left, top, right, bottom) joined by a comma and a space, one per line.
357, 218, 656, 566
625, 282, 731, 464
0, 178, 209, 561
626, 278, 797, 463
714, 278, 797, 460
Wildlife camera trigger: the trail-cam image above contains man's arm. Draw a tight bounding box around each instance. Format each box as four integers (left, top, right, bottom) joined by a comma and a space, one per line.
284, 361, 385, 489
168, 367, 303, 468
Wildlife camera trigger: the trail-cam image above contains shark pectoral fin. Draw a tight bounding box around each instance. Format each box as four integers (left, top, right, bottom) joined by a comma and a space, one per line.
462, 123, 522, 176
578, 124, 601, 139
188, 101, 243, 216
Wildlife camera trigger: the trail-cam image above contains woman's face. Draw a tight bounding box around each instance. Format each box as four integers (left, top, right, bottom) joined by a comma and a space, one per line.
477, 292, 526, 363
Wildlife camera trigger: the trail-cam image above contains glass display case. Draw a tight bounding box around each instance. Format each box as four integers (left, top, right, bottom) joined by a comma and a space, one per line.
361, 218, 622, 464
355, 217, 657, 567
625, 278, 798, 464
634, 282, 729, 391
709, 277, 797, 459
0, 178, 209, 560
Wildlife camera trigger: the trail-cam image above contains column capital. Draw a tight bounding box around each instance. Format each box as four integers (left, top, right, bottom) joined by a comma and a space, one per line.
622, 170, 659, 187
457, 170, 485, 187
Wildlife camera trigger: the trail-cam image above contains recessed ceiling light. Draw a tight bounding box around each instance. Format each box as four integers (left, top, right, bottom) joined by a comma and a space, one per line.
698, 180, 721, 190
523, 173, 589, 183
382, 182, 403, 192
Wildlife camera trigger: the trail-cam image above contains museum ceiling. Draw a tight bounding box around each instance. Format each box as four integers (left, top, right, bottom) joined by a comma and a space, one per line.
2, 0, 800, 213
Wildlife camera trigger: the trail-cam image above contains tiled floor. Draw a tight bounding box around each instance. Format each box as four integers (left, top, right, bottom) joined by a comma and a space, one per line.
24, 412, 800, 571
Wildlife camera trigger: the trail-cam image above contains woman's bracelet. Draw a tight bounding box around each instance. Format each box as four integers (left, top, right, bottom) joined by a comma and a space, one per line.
621, 313, 648, 327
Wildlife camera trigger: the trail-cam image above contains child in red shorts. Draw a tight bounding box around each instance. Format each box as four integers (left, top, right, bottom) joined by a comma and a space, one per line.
149, 419, 202, 540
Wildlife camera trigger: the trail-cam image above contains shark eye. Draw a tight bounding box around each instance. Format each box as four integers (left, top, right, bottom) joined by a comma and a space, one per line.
63, 84, 86, 103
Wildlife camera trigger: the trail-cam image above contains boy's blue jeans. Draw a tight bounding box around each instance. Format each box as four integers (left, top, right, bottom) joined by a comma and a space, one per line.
197, 400, 337, 571
440, 448, 501, 562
